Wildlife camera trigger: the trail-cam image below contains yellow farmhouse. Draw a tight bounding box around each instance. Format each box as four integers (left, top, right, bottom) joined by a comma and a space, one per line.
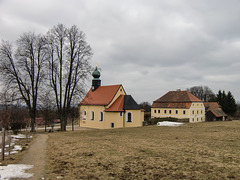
79, 67, 144, 129
151, 90, 205, 123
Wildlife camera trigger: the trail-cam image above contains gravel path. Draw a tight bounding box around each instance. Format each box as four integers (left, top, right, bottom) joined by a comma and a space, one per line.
17, 134, 48, 180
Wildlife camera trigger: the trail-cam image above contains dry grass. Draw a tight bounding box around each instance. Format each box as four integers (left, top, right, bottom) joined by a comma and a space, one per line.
46, 121, 240, 179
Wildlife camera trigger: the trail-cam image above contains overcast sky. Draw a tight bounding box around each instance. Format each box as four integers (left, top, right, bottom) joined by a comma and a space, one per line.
0, 0, 240, 103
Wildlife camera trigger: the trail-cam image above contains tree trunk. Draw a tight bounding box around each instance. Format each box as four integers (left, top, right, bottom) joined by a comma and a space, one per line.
45, 122, 47, 132
30, 115, 35, 132
1, 128, 5, 161
60, 116, 66, 131
72, 117, 74, 131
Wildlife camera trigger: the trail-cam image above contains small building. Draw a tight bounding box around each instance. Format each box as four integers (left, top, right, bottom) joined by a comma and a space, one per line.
204, 102, 227, 121
151, 90, 205, 123
79, 66, 144, 129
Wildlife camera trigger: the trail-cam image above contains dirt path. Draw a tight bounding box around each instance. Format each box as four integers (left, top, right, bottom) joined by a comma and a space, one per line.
17, 134, 48, 180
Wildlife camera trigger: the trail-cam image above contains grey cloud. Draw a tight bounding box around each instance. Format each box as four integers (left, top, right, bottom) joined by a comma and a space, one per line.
0, 0, 240, 103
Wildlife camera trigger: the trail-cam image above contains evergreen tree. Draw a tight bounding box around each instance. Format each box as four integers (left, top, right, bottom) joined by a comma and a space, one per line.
217, 90, 223, 104
226, 91, 237, 116
217, 90, 237, 116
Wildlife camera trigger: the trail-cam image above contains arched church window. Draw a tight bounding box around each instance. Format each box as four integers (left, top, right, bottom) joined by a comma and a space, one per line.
126, 112, 132, 123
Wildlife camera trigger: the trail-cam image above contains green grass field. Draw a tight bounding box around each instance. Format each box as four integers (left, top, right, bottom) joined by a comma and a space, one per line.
46, 121, 240, 179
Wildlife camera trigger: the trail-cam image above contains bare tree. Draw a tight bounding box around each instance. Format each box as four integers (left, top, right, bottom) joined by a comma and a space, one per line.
139, 102, 151, 112
0, 88, 28, 134
0, 88, 14, 129
0, 32, 47, 132
39, 90, 56, 132
46, 24, 92, 131
0, 88, 13, 160
187, 86, 216, 102
69, 105, 79, 131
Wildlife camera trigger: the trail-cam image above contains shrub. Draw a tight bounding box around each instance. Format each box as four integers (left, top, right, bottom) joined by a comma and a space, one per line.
10, 122, 27, 134
144, 117, 180, 126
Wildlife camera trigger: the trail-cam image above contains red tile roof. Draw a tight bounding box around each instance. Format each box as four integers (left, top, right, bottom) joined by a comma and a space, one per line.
105, 95, 125, 112
80, 85, 122, 106
152, 90, 202, 109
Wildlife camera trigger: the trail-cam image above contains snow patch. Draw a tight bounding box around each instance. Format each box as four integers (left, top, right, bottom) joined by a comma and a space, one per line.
0, 133, 32, 155
157, 121, 183, 127
0, 164, 33, 179
12, 145, 22, 151
0, 134, 34, 179
11, 134, 32, 139
9, 145, 23, 154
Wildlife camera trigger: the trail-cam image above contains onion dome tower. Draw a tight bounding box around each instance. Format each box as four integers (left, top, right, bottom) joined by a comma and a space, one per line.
92, 66, 101, 91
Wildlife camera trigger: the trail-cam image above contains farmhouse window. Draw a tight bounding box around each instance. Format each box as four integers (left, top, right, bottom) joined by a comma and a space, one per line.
169, 110, 172, 114
176, 110, 178, 114
120, 112, 123, 116
158, 110, 160, 113
99, 111, 103, 121
183, 110, 186, 114
90, 111, 94, 120
164, 110, 167, 114
82, 111, 86, 120
154, 110, 156, 113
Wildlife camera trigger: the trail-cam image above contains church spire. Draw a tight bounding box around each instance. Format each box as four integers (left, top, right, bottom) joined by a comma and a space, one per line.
92, 66, 101, 91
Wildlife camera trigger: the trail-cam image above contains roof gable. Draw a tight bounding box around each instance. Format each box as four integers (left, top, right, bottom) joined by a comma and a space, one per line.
80, 85, 122, 106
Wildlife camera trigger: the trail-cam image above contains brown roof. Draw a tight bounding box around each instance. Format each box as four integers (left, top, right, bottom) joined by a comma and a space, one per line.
204, 102, 227, 117
209, 109, 227, 117
152, 90, 202, 109
152, 102, 192, 109
204, 102, 220, 110
154, 91, 202, 103
80, 85, 122, 106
